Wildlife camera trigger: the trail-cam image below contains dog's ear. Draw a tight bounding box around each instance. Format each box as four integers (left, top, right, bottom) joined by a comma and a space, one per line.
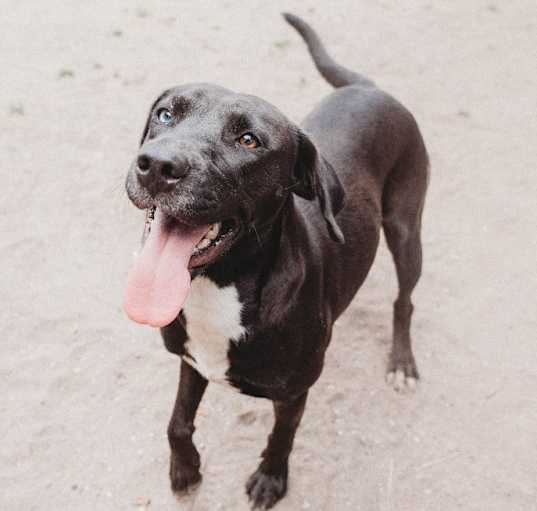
139, 89, 171, 146
292, 131, 345, 243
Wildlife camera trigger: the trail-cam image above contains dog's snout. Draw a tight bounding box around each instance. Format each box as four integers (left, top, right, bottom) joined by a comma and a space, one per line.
136, 146, 190, 193
136, 151, 189, 181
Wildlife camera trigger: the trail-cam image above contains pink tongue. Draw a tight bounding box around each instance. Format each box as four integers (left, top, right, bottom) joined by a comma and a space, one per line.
123, 210, 209, 327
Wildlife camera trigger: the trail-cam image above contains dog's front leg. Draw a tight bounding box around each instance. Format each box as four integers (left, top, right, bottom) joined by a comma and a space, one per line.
167, 359, 208, 496
246, 392, 308, 510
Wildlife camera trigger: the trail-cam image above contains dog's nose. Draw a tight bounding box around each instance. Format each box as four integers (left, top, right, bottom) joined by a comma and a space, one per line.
136, 148, 190, 190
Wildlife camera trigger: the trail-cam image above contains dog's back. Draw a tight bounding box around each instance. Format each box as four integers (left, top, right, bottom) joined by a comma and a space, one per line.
285, 14, 429, 320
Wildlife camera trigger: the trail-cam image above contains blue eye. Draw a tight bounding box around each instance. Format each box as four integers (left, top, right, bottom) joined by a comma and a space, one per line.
157, 108, 173, 124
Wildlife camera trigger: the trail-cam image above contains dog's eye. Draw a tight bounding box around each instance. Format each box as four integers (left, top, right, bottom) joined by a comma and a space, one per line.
157, 108, 173, 124
238, 133, 260, 149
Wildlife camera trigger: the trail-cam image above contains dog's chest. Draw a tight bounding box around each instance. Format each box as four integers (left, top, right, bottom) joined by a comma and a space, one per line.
182, 276, 245, 384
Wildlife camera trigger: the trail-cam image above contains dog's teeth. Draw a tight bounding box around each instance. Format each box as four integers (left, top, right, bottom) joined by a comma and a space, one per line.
197, 238, 211, 250
206, 222, 221, 240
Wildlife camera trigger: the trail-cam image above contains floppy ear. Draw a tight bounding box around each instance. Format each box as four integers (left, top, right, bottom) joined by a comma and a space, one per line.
139, 89, 171, 146
293, 131, 345, 243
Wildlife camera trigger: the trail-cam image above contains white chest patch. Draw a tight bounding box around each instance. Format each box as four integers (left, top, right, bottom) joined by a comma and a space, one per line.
182, 276, 245, 385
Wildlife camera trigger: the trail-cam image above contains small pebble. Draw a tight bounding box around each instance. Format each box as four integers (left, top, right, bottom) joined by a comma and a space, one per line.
134, 496, 151, 506
58, 69, 75, 79
9, 103, 25, 115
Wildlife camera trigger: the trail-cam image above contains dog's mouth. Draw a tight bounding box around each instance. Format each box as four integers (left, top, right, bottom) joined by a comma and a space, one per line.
142, 206, 240, 269
124, 205, 240, 328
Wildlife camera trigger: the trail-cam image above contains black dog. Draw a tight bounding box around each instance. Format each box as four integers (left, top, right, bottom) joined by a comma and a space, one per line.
124, 13, 428, 510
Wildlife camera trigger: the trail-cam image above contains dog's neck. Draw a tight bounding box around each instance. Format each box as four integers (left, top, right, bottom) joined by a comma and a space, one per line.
198, 195, 313, 328
202, 195, 302, 287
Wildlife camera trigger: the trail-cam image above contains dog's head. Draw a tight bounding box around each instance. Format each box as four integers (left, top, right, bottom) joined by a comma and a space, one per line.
126, 83, 344, 271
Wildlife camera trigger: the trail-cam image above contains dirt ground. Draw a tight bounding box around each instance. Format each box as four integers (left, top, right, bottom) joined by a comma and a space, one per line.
2, 1, 536, 510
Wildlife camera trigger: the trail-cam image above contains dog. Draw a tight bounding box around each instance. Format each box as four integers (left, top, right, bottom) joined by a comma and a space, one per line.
123, 13, 428, 510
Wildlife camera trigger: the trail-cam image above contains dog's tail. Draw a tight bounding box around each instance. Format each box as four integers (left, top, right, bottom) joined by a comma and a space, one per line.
283, 13, 374, 89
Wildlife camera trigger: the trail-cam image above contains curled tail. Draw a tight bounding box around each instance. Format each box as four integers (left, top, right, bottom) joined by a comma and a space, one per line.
283, 12, 374, 89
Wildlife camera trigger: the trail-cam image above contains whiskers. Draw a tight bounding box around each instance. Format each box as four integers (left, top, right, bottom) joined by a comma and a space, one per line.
250, 222, 263, 247
278, 181, 301, 196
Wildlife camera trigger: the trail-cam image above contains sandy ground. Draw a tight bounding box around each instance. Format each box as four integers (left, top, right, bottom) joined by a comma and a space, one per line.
2, 1, 537, 509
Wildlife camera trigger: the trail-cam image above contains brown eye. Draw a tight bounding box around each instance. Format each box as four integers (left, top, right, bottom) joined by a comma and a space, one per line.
238, 133, 260, 149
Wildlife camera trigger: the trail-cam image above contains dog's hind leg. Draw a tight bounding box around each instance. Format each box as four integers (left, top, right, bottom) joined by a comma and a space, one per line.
382, 139, 429, 392
246, 392, 308, 510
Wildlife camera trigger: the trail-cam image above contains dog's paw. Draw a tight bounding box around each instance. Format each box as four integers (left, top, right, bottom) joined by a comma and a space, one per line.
169, 455, 202, 498
386, 354, 419, 392
246, 467, 288, 510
